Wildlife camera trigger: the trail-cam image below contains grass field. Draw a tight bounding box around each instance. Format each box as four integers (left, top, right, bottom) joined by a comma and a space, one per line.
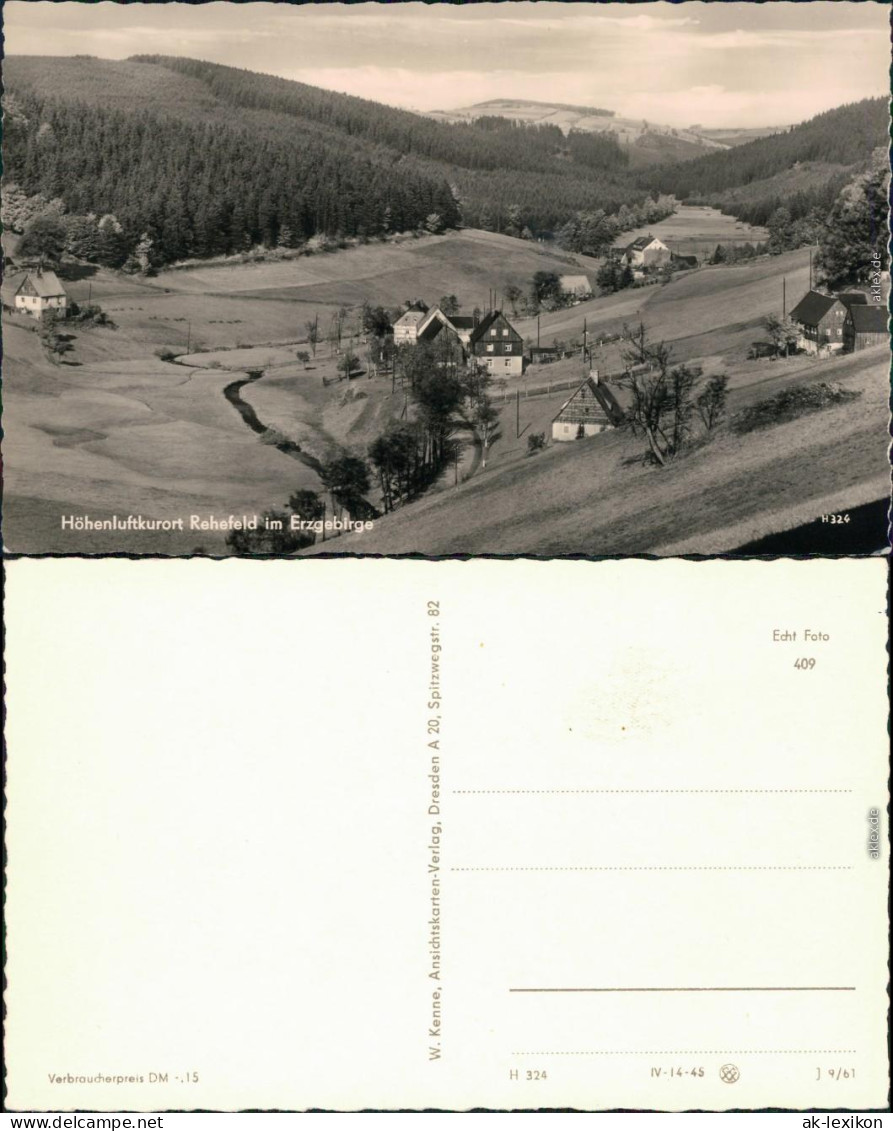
1, 321, 318, 555
514, 247, 811, 377
55, 229, 602, 360
612, 205, 769, 256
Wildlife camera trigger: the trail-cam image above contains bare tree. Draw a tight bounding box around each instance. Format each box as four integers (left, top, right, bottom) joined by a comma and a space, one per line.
473, 395, 501, 469
305, 318, 319, 357
696, 375, 729, 431
616, 322, 706, 466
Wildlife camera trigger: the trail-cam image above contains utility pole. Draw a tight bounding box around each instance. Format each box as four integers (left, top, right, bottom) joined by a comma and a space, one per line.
583, 316, 588, 361
186, 322, 191, 353
809, 248, 813, 290
782, 278, 786, 320
537, 314, 541, 348
516, 389, 520, 439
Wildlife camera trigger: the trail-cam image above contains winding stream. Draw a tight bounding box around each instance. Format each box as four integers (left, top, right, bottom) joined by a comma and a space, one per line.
221, 370, 323, 473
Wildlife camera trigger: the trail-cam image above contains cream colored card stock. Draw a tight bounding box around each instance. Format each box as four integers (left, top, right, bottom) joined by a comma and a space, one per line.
4, 558, 889, 1111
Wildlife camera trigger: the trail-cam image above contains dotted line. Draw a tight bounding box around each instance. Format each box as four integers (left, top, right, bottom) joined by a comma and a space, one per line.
451, 866, 851, 872
510, 1051, 857, 1057
453, 789, 852, 794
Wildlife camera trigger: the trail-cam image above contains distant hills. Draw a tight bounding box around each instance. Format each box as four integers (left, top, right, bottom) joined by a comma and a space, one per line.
639, 98, 888, 225
427, 97, 729, 166
2, 55, 886, 266
1, 55, 652, 257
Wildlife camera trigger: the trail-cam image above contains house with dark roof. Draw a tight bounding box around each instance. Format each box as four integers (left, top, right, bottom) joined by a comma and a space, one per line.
551, 374, 623, 442
8, 269, 68, 318
788, 289, 867, 354
417, 306, 477, 347
469, 310, 524, 376
417, 313, 468, 365
843, 303, 888, 352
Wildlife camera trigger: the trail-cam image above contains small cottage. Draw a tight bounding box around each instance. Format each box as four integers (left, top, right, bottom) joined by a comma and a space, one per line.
528, 345, 560, 365
12, 269, 68, 318
551, 374, 623, 442
559, 274, 592, 301
843, 303, 887, 352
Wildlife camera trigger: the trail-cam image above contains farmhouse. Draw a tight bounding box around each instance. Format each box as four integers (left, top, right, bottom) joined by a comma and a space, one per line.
843, 303, 888, 351
789, 290, 867, 354
469, 310, 524, 376
7, 269, 68, 318
551, 374, 623, 442
618, 235, 671, 272
559, 274, 592, 301
417, 314, 468, 363
393, 308, 428, 344
417, 306, 476, 346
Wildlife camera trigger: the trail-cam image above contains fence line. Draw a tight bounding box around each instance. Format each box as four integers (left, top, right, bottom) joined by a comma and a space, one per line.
495, 372, 625, 404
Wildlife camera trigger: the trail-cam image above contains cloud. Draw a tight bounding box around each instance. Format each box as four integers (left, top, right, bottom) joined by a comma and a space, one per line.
4, 0, 889, 126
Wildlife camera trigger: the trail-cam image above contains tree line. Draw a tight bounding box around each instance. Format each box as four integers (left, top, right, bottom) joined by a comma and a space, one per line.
2, 87, 461, 266
3, 55, 658, 254
638, 98, 887, 227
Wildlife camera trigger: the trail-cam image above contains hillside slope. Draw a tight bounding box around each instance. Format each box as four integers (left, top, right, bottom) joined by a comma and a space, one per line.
639, 98, 887, 224
52, 229, 604, 358
315, 344, 887, 557
2, 55, 650, 251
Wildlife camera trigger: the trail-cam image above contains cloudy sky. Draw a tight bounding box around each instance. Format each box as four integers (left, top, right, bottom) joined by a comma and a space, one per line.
4, 1, 890, 127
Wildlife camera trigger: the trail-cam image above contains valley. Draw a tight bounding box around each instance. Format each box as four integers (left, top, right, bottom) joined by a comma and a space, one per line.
1, 48, 888, 559
3, 214, 886, 557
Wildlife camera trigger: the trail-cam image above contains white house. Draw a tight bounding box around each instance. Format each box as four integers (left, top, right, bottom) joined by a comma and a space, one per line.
551, 373, 623, 442
393, 308, 428, 344
559, 274, 592, 301
618, 236, 671, 272
12, 270, 68, 318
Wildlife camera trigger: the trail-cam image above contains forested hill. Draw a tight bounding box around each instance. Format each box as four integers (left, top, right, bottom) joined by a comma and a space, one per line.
5, 54, 882, 270
639, 98, 888, 225
2, 54, 651, 264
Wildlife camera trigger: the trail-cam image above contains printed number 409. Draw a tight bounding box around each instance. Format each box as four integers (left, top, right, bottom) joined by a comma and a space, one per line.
794, 657, 816, 670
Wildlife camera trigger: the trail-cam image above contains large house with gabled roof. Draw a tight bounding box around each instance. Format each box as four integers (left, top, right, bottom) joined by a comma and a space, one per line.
417, 306, 476, 347
469, 310, 524, 376
789, 289, 868, 354
393, 307, 428, 344
616, 235, 671, 272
